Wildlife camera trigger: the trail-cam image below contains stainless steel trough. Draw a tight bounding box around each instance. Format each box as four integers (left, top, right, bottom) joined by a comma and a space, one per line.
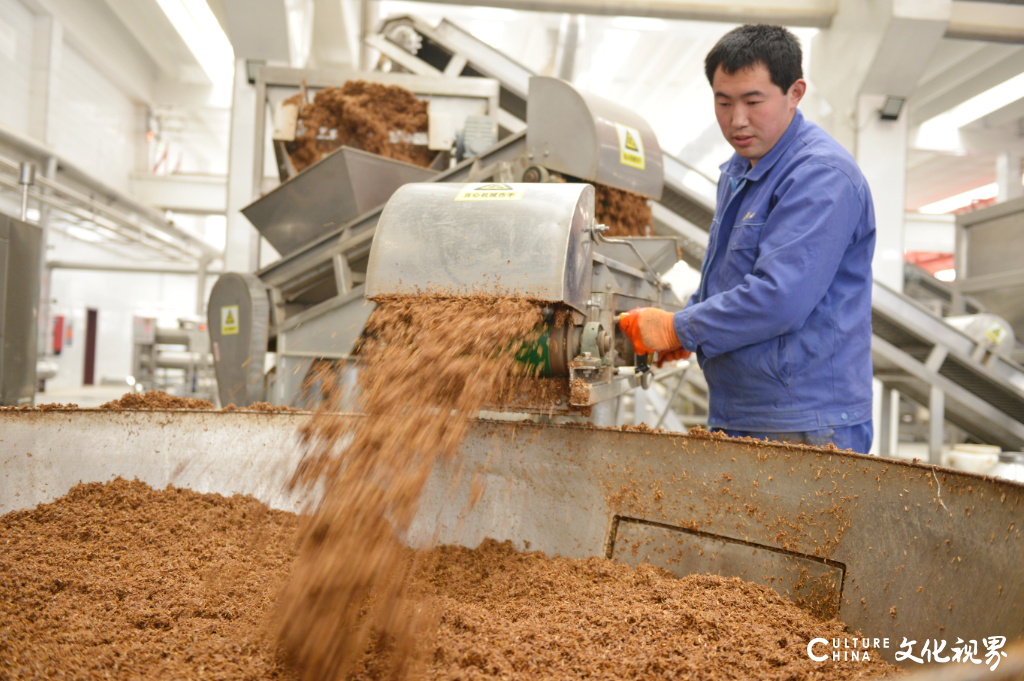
2, 410, 1023, 670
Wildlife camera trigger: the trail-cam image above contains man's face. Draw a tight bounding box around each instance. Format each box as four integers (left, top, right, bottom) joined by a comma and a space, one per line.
712, 63, 805, 167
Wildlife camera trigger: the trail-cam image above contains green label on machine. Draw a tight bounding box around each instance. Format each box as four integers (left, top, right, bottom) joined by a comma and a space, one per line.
220, 305, 239, 336
455, 183, 524, 201
615, 122, 645, 170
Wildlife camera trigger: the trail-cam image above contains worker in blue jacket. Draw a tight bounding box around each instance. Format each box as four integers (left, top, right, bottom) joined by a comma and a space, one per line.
619, 24, 875, 453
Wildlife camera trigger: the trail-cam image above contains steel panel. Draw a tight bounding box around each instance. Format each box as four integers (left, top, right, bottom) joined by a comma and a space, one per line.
207, 273, 270, 406
526, 76, 664, 200
964, 210, 1024, 277
365, 182, 594, 312
242, 147, 437, 257
0, 214, 41, 406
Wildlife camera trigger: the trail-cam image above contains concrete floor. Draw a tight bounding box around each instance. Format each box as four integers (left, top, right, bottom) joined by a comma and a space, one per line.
35, 385, 132, 408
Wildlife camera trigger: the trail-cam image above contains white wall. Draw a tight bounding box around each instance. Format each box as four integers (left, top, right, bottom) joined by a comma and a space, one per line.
0, 0, 34, 135
51, 42, 140, 193
0, 0, 142, 193
45, 268, 215, 390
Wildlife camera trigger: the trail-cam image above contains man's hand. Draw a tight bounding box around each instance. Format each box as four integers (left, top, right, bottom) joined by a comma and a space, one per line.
618, 308, 691, 362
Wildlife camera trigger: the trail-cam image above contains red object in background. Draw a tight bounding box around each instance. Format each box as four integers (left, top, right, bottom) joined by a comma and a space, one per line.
52, 316, 64, 355
905, 251, 954, 276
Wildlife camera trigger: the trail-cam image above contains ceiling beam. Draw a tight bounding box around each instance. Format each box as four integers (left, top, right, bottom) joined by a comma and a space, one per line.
946, 0, 1024, 43
909, 46, 1024, 125
396, 0, 838, 27
910, 43, 1019, 118
220, 0, 290, 62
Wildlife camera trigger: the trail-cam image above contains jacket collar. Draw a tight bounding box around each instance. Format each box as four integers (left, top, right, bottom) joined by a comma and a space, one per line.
719, 108, 805, 182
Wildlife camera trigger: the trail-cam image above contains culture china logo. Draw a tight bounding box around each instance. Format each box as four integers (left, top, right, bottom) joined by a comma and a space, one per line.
807, 636, 1008, 671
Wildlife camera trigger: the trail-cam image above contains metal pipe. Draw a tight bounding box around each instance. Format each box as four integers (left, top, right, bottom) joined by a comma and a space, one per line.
47, 261, 224, 275
36, 156, 56, 360
554, 14, 582, 82
0, 153, 221, 260
654, 369, 687, 429
18, 161, 35, 221
386, 0, 833, 27
596, 228, 664, 290
0, 174, 198, 261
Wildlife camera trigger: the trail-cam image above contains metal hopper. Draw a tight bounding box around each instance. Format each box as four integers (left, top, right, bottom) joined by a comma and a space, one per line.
242, 146, 437, 256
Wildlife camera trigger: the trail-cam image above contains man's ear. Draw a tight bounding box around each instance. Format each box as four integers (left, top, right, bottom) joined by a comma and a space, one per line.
788, 79, 807, 108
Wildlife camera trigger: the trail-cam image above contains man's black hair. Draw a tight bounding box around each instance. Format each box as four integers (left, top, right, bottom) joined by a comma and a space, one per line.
704, 25, 803, 94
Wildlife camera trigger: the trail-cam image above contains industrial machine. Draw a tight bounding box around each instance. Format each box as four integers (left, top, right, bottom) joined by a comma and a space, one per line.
208, 74, 682, 415
365, 182, 679, 409
131, 315, 215, 401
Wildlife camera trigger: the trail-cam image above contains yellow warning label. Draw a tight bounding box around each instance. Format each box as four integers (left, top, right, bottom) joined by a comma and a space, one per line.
614, 122, 645, 170
455, 183, 524, 201
221, 305, 239, 336
986, 322, 1008, 345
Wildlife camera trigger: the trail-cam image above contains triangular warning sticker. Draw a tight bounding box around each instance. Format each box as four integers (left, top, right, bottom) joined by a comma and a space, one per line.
624, 131, 639, 152
475, 183, 514, 191
225, 310, 235, 324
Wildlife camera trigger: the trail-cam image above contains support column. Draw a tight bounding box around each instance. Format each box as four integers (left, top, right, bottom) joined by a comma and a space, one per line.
554, 14, 583, 82
224, 58, 260, 273
36, 157, 57, 359
929, 385, 945, 465
812, 1, 951, 293
996, 151, 1024, 203
195, 258, 210, 316
28, 16, 62, 144
28, 16, 62, 360
857, 94, 909, 291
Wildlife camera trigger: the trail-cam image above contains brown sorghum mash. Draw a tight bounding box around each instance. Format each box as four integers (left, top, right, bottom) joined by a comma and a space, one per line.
1, 479, 897, 680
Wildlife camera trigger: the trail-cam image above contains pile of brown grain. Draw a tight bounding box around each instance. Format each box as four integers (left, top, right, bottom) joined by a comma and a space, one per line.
355, 539, 898, 681
1, 480, 899, 680
595, 183, 652, 238
0, 478, 298, 680
99, 390, 216, 411
286, 80, 433, 173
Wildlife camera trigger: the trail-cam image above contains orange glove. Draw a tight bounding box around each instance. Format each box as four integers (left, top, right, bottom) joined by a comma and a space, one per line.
618, 308, 691, 361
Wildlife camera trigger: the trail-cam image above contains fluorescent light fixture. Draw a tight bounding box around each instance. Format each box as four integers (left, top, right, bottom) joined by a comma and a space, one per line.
934, 269, 956, 282
918, 183, 997, 215
880, 96, 904, 121
155, 0, 234, 85
922, 71, 1024, 130
66, 225, 105, 243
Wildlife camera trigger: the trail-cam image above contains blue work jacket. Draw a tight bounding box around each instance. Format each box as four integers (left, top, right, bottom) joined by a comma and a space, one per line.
673, 109, 875, 431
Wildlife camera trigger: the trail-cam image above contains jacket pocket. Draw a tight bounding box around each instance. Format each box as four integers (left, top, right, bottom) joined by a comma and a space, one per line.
722, 222, 765, 289
729, 222, 765, 251
775, 334, 791, 387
